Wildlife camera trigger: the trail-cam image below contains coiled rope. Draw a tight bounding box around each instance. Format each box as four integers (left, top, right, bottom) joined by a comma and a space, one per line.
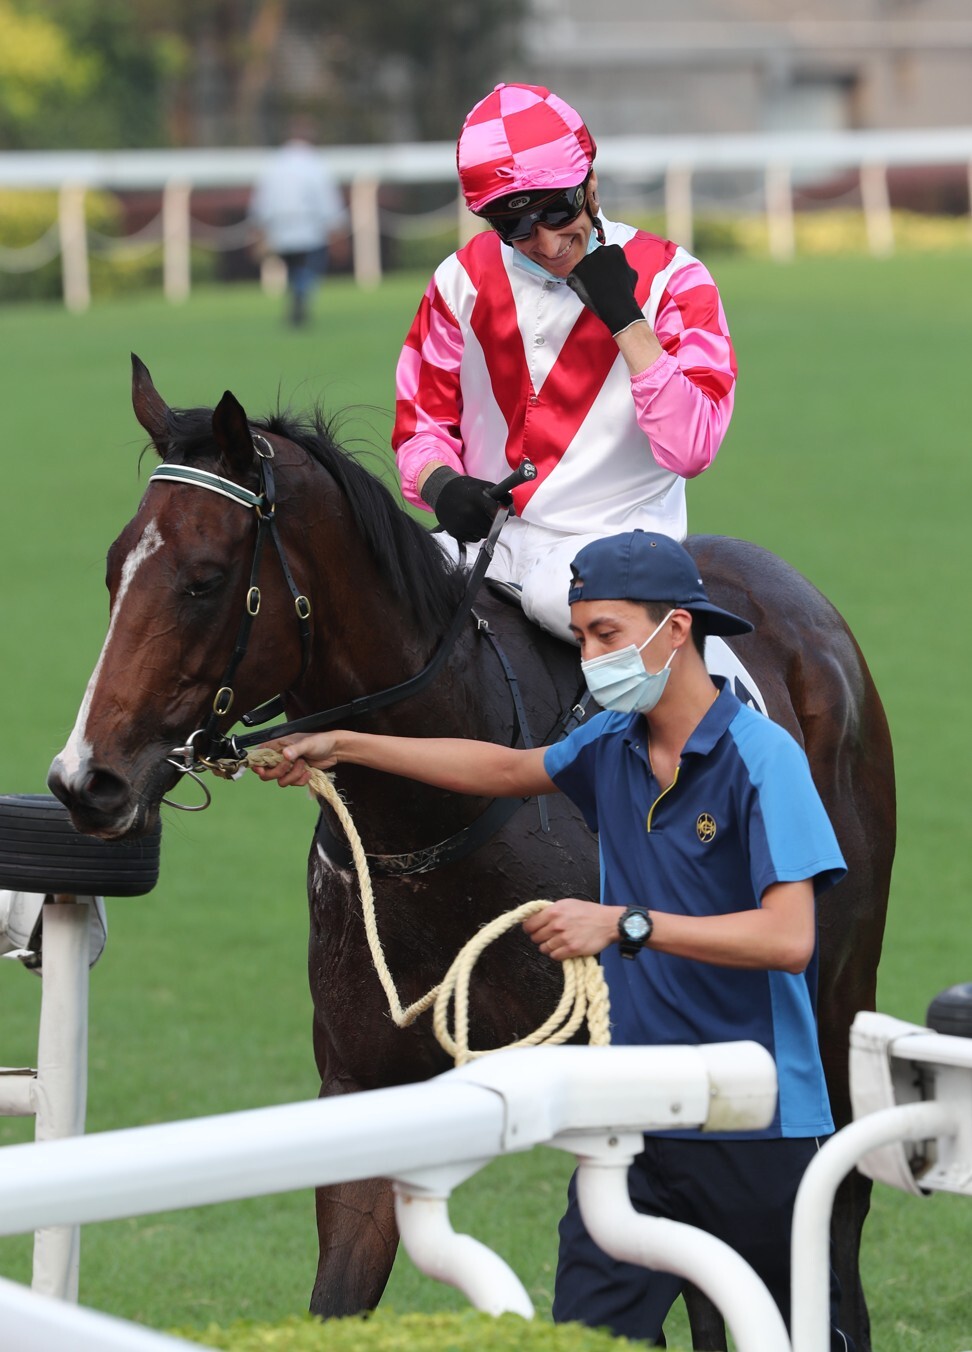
247, 748, 611, 1065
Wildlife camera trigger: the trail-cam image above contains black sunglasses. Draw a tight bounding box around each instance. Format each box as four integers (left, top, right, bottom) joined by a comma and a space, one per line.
482, 182, 589, 244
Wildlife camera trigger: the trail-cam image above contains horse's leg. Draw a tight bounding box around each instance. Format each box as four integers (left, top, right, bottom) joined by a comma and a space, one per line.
683, 1287, 728, 1351
803, 663, 894, 1352
830, 1172, 872, 1350
308, 1052, 399, 1319
817, 950, 879, 1352
310, 1173, 398, 1318
308, 1016, 400, 1314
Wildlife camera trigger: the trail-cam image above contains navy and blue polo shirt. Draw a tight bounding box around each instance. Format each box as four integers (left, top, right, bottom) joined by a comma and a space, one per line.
543, 681, 846, 1139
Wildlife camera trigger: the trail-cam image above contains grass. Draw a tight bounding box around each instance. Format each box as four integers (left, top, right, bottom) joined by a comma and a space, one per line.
0, 254, 971, 1350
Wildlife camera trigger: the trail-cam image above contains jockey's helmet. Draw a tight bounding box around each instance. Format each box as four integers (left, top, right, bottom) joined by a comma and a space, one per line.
457, 83, 597, 218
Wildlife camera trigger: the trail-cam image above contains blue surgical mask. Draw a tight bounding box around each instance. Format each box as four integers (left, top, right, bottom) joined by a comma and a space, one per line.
510, 223, 600, 282
580, 611, 676, 714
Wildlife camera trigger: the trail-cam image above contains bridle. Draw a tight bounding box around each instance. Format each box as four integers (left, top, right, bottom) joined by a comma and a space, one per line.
155, 438, 559, 818
153, 440, 591, 870
151, 434, 312, 807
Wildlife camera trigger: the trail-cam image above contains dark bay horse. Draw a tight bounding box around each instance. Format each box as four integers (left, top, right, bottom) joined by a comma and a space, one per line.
48, 357, 895, 1350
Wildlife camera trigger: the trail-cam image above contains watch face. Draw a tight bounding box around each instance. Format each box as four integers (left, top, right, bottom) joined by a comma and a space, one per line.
623, 912, 650, 941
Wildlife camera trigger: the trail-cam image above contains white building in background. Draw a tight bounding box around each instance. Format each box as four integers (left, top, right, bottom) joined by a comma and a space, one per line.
517, 1, 972, 137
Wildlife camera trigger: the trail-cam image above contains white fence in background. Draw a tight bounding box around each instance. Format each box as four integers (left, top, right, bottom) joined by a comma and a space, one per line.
1, 127, 971, 310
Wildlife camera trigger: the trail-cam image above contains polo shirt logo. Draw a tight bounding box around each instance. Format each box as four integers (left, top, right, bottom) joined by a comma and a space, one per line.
696, 813, 717, 843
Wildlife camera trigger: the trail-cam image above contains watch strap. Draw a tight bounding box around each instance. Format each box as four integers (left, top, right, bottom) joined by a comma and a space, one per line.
618, 905, 653, 959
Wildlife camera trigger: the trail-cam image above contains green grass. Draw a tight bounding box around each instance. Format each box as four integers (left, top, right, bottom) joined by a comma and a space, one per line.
1, 256, 971, 1350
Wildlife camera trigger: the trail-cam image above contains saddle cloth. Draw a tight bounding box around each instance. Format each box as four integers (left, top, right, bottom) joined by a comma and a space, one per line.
705, 635, 768, 715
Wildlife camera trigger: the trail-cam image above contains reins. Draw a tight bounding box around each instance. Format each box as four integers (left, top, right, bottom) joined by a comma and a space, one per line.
159, 447, 537, 778
247, 748, 611, 1065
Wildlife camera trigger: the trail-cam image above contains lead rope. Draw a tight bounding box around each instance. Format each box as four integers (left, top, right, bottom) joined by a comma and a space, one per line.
245, 748, 611, 1066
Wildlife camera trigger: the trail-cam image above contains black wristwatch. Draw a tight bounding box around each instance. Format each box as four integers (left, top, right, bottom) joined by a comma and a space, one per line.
618, 906, 653, 959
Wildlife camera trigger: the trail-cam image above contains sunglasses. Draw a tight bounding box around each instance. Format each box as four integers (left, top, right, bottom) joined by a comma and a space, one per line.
482, 182, 589, 244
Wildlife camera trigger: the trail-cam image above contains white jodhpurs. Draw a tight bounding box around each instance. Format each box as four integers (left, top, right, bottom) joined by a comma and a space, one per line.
435, 517, 613, 644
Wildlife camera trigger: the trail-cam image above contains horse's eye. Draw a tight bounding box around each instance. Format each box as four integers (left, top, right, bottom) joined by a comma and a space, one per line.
185, 574, 224, 599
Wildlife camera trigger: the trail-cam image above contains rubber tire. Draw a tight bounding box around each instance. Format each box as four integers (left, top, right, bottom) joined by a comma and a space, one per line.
0, 794, 160, 897
926, 983, 972, 1039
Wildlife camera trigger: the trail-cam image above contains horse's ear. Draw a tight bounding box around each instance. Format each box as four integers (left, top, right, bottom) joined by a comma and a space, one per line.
211, 390, 256, 479
131, 353, 171, 452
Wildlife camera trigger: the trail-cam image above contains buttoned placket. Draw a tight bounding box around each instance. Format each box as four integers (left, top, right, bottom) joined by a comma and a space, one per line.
526, 278, 557, 391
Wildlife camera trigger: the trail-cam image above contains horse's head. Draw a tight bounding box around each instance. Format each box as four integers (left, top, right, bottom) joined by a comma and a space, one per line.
47, 356, 310, 838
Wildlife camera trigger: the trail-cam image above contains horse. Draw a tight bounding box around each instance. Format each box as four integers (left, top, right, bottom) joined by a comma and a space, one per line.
48, 356, 895, 1351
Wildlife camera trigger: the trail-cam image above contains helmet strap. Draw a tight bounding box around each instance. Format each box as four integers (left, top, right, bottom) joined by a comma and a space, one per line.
589, 209, 606, 245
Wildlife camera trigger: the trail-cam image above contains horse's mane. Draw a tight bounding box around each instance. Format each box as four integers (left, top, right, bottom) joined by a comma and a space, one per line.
157, 404, 467, 637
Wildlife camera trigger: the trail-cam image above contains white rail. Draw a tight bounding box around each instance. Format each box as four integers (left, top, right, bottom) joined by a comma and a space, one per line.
1, 127, 971, 304
790, 1010, 972, 1352
1, 899, 96, 1302
2, 1001, 970, 1351
0, 1041, 784, 1351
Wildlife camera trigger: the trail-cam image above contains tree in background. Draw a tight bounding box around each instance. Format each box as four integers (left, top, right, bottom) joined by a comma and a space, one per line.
0, 0, 524, 150
319, 0, 524, 144
0, 0, 173, 149
0, 0, 95, 148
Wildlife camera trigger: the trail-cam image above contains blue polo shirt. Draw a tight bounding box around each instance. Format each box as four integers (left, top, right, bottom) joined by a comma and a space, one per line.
543, 681, 846, 1139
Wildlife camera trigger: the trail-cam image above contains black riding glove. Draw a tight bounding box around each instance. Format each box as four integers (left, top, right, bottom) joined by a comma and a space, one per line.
421, 466, 504, 543
566, 244, 646, 337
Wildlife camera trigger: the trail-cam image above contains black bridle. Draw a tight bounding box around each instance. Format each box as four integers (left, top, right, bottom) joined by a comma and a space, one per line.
155, 444, 591, 867
152, 435, 313, 779
161, 444, 543, 779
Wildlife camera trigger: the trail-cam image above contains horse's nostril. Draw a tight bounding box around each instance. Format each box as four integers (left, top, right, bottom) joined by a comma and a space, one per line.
48, 761, 131, 815
82, 767, 130, 809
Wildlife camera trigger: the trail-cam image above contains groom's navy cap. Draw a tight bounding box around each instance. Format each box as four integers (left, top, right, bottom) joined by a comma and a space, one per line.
568, 531, 754, 637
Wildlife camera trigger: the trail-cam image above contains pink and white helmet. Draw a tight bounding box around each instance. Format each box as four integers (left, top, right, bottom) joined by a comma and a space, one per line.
457, 83, 597, 214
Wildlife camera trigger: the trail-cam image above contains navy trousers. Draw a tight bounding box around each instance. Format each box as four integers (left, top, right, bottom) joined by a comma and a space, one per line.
552, 1134, 853, 1350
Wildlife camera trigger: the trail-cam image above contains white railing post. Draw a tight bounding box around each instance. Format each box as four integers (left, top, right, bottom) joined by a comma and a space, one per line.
766, 163, 795, 261
575, 1149, 791, 1352
350, 176, 382, 289
860, 162, 894, 256
395, 1186, 534, 1318
162, 180, 192, 304
790, 1100, 956, 1352
457, 194, 485, 247
58, 184, 90, 313
664, 163, 694, 251
30, 898, 92, 1302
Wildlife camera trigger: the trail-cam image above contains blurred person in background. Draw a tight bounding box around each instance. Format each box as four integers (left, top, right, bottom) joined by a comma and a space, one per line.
249, 115, 349, 327
393, 83, 736, 642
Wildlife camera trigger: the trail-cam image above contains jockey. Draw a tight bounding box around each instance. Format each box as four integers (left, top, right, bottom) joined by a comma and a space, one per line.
393, 82, 737, 643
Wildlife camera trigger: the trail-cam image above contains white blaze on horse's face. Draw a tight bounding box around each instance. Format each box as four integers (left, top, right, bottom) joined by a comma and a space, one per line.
55, 520, 166, 783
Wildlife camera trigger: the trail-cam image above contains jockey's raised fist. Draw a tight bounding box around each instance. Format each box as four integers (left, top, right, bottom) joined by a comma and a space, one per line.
567, 245, 645, 338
